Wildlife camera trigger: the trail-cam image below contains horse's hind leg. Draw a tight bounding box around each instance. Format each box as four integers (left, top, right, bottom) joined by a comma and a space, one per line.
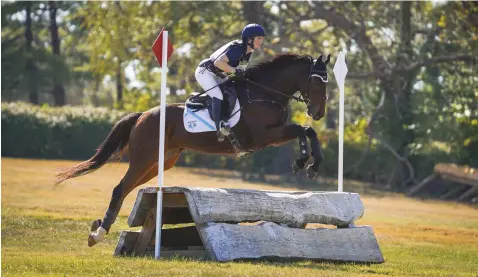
88, 111, 160, 247
88, 160, 155, 247
88, 148, 183, 247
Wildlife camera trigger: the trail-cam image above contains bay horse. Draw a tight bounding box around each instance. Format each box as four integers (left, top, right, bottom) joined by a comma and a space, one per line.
54, 53, 331, 247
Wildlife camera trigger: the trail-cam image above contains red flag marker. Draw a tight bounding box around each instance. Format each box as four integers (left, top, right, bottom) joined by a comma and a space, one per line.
152, 28, 174, 67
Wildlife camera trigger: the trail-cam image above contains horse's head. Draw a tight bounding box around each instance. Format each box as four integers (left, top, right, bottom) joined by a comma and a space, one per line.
300, 54, 330, 121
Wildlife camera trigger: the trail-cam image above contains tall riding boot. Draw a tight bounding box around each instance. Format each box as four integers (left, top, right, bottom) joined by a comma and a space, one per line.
212, 97, 229, 142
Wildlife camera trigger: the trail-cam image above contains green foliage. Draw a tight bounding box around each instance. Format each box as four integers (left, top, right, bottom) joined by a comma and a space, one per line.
1, 102, 128, 159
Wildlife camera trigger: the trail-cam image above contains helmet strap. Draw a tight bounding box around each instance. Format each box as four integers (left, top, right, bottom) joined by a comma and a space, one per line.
247, 37, 255, 49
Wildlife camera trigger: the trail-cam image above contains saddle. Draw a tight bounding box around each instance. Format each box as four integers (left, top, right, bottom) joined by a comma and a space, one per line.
186, 81, 239, 122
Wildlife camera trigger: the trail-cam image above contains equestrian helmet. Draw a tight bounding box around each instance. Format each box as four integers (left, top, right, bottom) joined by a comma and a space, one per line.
241, 23, 266, 40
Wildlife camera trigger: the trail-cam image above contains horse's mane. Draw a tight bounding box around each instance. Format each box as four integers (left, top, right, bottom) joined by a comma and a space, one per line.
246, 53, 312, 78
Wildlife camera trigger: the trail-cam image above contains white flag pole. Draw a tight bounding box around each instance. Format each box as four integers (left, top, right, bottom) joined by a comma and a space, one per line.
333, 51, 348, 192
155, 30, 168, 259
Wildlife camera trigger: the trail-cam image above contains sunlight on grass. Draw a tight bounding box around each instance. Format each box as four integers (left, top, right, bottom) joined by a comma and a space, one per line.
2, 158, 478, 277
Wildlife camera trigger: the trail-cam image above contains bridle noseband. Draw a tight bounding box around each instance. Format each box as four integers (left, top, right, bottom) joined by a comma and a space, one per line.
298, 56, 329, 105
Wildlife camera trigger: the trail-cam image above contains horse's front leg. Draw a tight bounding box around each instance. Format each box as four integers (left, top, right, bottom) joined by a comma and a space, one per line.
304, 126, 324, 179
265, 124, 309, 175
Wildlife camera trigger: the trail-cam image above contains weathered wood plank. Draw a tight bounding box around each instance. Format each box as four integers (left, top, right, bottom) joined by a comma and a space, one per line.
199, 222, 384, 263
128, 187, 157, 227
456, 186, 478, 201
185, 188, 364, 227
407, 174, 437, 196
128, 188, 191, 227
128, 187, 365, 227
439, 185, 469, 200
133, 207, 157, 256
114, 231, 139, 256
434, 163, 478, 186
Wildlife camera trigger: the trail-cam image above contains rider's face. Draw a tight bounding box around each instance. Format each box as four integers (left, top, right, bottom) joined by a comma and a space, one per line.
253, 36, 264, 49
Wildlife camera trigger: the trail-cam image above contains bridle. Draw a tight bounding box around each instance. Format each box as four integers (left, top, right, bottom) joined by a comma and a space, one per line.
242, 56, 328, 106
300, 56, 329, 105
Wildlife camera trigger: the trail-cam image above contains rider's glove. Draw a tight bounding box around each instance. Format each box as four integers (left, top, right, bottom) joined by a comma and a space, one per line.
233, 68, 245, 78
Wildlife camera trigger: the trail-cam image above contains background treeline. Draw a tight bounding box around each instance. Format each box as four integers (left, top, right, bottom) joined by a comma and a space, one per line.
2, 1, 477, 191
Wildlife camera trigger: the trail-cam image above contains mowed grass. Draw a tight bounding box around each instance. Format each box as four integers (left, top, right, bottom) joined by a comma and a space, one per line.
2, 157, 478, 277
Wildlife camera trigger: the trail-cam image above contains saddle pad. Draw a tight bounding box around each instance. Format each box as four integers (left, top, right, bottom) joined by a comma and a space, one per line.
183, 98, 241, 133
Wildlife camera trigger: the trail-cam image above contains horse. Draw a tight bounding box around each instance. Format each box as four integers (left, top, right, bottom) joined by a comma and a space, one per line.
54, 52, 331, 247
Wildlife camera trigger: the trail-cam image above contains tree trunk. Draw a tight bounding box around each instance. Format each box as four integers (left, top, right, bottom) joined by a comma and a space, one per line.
25, 2, 38, 104
49, 1, 65, 106
243, 1, 264, 25
396, 1, 415, 188
116, 60, 123, 108
242, 2, 267, 28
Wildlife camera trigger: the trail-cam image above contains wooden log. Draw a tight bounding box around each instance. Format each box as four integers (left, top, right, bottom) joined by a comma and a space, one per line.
407, 174, 436, 196
185, 187, 364, 227
117, 186, 383, 263
128, 187, 364, 228
198, 222, 384, 263
439, 185, 469, 200
434, 163, 478, 186
456, 186, 478, 202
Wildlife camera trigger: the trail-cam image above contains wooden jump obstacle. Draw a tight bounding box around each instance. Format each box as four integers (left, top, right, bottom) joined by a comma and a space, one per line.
114, 186, 384, 263
408, 163, 478, 203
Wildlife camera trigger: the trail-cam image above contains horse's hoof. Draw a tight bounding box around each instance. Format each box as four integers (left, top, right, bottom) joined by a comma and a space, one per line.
306, 165, 317, 179
291, 161, 301, 175
88, 234, 98, 247
90, 219, 102, 232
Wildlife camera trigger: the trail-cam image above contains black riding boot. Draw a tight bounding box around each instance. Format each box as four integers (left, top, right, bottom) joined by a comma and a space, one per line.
212, 97, 229, 142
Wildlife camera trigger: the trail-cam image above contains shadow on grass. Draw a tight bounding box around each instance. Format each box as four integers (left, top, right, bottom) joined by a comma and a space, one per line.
117, 254, 384, 269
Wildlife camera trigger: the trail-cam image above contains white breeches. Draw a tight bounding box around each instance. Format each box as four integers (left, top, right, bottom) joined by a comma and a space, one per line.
195, 66, 224, 100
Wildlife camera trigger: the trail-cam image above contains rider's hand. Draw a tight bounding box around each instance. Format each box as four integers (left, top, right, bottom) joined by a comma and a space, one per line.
233, 68, 245, 78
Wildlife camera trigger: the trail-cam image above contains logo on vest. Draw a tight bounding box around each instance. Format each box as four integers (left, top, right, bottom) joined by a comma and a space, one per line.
187, 120, 197, 130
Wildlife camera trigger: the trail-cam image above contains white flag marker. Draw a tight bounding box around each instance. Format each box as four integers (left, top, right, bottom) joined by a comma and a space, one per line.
333, 51, 348, 192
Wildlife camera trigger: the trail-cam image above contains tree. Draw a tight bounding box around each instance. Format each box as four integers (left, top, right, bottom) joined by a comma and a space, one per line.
49, 1, 66, 106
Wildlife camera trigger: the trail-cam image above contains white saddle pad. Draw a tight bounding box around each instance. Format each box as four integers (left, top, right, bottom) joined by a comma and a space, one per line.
183, 99, 241, 133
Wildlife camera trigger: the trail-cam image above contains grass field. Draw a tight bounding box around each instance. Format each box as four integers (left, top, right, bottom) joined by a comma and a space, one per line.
2, 157, 478, 277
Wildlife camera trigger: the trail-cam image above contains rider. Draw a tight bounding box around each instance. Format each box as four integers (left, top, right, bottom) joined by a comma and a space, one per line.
195, 23, 266, 142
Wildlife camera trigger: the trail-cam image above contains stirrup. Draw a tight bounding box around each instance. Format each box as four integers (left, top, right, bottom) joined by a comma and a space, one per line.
219, 121, 231, 136
217, 131, 226, 142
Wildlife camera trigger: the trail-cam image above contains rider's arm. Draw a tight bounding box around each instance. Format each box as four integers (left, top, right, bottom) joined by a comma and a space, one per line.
214, 53, 237, 74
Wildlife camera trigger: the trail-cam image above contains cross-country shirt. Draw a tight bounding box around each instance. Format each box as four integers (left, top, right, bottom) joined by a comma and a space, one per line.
210, 40, 251, 70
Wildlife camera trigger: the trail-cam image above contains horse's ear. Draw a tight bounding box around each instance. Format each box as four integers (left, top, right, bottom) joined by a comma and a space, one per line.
325, 54, 331, 65
317, 55, 323, 64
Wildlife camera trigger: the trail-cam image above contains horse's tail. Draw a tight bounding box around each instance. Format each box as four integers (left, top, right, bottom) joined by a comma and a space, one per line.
54, 112, 143, 186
